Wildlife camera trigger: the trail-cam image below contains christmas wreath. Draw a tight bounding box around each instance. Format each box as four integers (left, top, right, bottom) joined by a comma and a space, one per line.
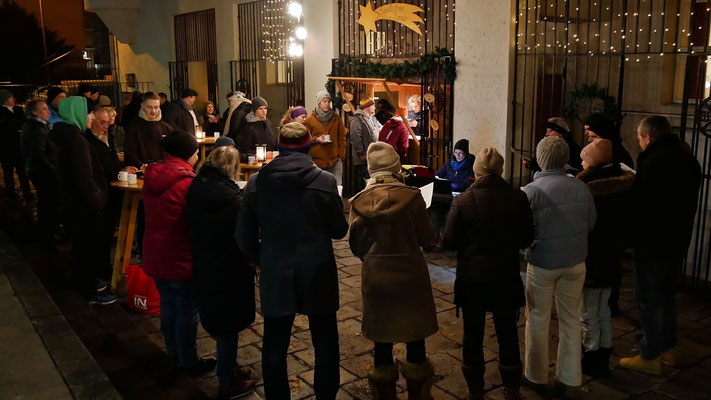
562, 83, 619, 123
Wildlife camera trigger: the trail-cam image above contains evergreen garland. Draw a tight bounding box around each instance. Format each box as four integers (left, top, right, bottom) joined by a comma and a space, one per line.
325, 48, 456, 109
563, 83, 619, 123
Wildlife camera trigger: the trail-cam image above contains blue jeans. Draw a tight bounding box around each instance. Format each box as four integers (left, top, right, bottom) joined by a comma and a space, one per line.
154, 279, 199, 368
634, 248, 681, 360
217, 335, 239, 389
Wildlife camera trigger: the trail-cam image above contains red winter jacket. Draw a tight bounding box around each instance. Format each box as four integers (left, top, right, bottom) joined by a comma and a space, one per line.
142, 155, 195, 281
378, 117, 410, 162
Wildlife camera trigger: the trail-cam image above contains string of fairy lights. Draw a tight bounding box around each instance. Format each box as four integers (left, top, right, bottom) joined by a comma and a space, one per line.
515, 0, 711, 63
263, 0, 307, 62
343, 0, 455, 58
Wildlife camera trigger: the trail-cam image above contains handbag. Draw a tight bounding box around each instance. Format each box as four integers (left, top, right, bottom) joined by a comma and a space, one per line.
125, 264, 161, 315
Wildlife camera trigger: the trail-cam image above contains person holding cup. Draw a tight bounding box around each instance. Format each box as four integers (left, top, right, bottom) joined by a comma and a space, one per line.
304, 91, 347, 185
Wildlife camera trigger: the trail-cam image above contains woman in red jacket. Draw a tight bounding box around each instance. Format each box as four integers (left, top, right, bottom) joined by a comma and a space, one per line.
142, 131, 215, 376
378, 106, 411, 163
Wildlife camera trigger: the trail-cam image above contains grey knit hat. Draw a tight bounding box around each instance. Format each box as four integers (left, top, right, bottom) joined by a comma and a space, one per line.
0, 89, 13, 105
536, 136, 569, 170
316, 90, 331, 105
251, 96, 268, 113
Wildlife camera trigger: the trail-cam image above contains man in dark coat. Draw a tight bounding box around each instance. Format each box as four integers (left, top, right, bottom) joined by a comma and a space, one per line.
22, 100, 59, 238
223, 92, 252, 145
443, 148, 534, 399
523, 117, 582, 172
236, 122, 348, 399
50, 96, 116, 305
124, 92, 173, 169
584, 112, 634, 169
619, 116, 701, 375
120, 91, 142, 128
162, 88, 199, 135
236, 96, 276, 159
0, 89, 33, 204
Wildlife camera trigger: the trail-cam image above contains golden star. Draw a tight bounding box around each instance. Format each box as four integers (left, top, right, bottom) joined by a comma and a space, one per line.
358, 1, 378, 34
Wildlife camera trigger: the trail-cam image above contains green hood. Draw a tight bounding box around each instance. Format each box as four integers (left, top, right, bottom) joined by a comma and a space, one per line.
59, 96, 88, 131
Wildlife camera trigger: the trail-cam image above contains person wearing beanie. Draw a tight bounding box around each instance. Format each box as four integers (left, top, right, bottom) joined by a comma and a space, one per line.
50, 96, 116, 305
571, 138, 635, 378
162, 87, 199, 135
235, 96, 276, 161
378, 105, 411, 163
304, 90, 347, 185
124, 91, 173, 169
99, 95, 111, 107
0, 88, 32, 205
584, 113, 634, 168
278, 106, 308, 129
142, 130, 216, 377
46, 87, 67, 124
349, 97, 382, 192
77, 84, 98, 112
521, 136, 596, 394
442, 147, 533, 399
236, 121, 348, 399
222, 91, 252, 141
523, 117, 583, 173
214, 136, 235, 148
429, 139, 476, 251
348, 141, 438, 399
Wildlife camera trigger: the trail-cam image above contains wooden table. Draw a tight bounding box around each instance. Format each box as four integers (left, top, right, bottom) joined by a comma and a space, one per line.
110, 179, 143, 292
240, 158, 274, 180
196, 136, 218, 159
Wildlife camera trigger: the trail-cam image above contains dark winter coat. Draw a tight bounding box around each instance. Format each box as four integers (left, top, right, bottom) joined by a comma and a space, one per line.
348, 176, 439, 343
162, 99, 197, 135
236, 151, 348, 317
408, 110, 425, 138
579, 165, 635, 288
21, 117, 56, 176
378, 117, 410, 162
435, 154, 476, 192
142, 155, 195, 282
0, 105, 25, 161
634, 134, 701, 258
119, 99, 141, 128
225, 101, 251, 142
443, 175, 534, 310
84, 131, 122, 186
186, 164, 255, 336
124, 118, 172, 168
49, 122, 108, 213
236, 113, 276, 157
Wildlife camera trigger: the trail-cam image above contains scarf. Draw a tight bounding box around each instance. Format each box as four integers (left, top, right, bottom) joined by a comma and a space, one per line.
139, 107, 162, 122
91, 129, 110, 147
450, 158, 466, 172
29, 114, 52, 131
223, 97, 251, 136
315, 107, 334, 125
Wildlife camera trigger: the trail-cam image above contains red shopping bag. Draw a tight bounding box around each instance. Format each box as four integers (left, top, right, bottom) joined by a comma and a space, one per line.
125, 264, 161, 315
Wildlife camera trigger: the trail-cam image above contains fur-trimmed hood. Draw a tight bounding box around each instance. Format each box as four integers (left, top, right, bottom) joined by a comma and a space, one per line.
587, 170, 635, 197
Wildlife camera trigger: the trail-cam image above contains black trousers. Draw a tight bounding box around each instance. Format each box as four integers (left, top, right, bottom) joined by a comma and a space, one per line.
462, 306, 521, 368
29, 170, 60, 237
2, 155, 32, 201
373, 340, 426, 367
263, 313, 340, 399
71, 209, 108, 296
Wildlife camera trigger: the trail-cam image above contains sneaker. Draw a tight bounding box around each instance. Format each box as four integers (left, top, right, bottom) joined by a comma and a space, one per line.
96, 280, 108, 292
184, 358, 216, 377
218, 379, 257, 399
88, 292, 118, 305
619, 355, 662, 375
661, 349, 676, 366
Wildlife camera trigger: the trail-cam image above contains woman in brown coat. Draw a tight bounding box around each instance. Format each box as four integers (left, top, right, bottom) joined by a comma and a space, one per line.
304, 91, 347, 185
348, 142, 438, 400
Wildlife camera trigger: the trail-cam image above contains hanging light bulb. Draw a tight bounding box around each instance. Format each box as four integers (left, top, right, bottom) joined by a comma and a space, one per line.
295, 26, 307, 40
288, 42, 304, 57
288, 2, 302, 20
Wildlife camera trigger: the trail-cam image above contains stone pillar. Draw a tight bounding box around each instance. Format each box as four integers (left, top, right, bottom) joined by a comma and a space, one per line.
303, 0, 338, 111
453, 0, 515, 176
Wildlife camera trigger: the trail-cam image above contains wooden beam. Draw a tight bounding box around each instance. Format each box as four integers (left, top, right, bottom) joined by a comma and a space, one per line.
334, 80, 356, 116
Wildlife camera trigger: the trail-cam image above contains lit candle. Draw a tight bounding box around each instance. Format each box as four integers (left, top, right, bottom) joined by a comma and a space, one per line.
256, 145, 267, 161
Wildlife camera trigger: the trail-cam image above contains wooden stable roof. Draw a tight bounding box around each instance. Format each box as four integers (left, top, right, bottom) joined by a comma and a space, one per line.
327, 76, 422, 88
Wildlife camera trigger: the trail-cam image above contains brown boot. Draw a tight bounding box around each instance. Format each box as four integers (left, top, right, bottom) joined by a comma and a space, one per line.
367, 364, 398, 400
498, 363, 522, 400
399, 359, 435, 400
461, 364, 484, 400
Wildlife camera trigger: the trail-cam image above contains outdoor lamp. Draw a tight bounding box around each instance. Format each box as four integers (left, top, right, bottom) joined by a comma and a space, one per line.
295, 26, 307, 40
256, 144, 267, 161
288, 2, 302, 20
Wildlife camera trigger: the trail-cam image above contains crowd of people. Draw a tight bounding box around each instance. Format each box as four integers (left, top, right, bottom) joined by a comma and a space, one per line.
0, 83, 702, 400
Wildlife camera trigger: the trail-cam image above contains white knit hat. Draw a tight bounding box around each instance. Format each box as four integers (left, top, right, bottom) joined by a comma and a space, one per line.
536, 136, 569, 170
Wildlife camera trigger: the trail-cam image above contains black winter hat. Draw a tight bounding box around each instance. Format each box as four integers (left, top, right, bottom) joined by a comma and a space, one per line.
181, 88, 198, 98
161, 131, 199, 160
46, 87, 66, 104
77, 83, 92, 95
453, 139, 470, 156
251, 96, 268, 113
584, 113, 617, 140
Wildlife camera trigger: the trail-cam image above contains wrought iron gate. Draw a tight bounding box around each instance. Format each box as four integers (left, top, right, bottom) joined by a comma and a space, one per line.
510, 0, 711, 288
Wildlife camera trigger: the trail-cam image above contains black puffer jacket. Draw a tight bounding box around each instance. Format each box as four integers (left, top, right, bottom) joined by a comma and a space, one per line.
186, 165, 255, 336
236, 151, 348, 317
443, 175, 534, 310
579, 164, 634, 287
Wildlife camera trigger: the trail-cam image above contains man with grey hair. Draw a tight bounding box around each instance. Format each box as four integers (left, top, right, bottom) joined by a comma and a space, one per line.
522, 136, 596, 395
0, 89, 32, 205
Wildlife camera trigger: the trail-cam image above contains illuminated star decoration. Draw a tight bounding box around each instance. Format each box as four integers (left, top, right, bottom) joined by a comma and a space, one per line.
358, 0, 425, 36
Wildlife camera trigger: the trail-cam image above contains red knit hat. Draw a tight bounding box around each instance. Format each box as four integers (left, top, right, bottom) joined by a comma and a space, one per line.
278, 122, 312, 151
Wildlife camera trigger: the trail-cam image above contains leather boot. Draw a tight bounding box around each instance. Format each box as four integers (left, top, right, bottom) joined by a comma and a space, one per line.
461, 364, 485, 400
498, 363, 522, 400
597, 348, 611, 377
367, 364, 398, 400
398, 359, 435, 400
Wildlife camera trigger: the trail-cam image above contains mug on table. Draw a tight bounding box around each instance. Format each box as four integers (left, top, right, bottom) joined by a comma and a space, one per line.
127, 174, 138, 185
118, 171, 128, 182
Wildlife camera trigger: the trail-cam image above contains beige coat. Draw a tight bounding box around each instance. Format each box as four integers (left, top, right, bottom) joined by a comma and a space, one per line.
348, 176, 438, 343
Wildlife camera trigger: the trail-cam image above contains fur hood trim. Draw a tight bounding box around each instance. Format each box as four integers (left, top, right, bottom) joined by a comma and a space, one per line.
587, 171, 635, 197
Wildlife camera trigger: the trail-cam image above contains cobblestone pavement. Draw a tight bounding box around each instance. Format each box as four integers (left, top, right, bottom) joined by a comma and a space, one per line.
127, 241, 711, 400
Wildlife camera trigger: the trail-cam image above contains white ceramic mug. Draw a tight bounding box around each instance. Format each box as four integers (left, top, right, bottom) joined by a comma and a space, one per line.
118, 171, 128, 182
323, 134, 331, 143
214, 132, 220, 138
248, 156, 256, 165
127, 174, 137, 185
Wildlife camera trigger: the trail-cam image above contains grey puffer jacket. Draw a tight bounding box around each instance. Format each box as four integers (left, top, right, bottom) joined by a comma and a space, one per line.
349, 108, 381, 165
523, 169, 596, 269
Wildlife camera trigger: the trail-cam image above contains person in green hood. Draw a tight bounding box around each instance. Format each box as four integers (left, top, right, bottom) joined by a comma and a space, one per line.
51, 96, 117, 305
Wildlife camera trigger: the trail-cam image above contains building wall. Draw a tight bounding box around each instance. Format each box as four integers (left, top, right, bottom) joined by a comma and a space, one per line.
303, 0, 338, 111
